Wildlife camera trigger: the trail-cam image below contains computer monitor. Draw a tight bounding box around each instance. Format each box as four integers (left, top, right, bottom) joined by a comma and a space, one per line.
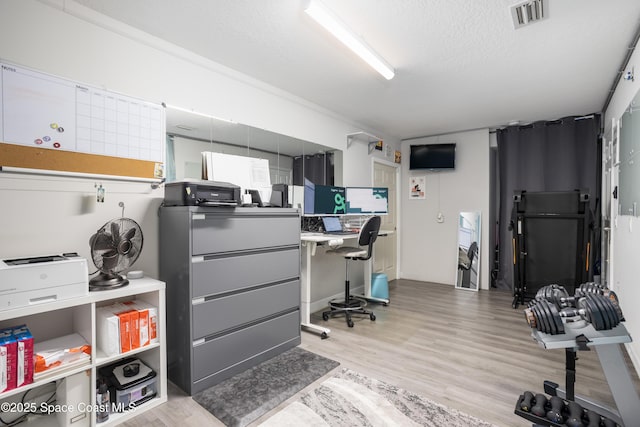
269, 183, 289, 207
303, 178, 315, 214
321, 216, 342, 232
346, 187, 389, 214
314, 185, 346, 215
247, 189, 263, 207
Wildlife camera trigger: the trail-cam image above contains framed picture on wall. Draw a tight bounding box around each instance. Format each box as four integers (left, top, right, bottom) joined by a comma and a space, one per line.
410, 176, 426, 199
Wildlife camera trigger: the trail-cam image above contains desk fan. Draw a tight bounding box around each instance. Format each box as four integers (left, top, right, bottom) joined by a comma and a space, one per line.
89, 217, 143, 291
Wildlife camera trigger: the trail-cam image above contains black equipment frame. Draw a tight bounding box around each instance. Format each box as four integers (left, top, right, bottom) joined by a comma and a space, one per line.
511, 190, 592, 308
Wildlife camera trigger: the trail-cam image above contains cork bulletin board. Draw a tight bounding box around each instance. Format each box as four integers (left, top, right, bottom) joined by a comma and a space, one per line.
0, 61, 165, 179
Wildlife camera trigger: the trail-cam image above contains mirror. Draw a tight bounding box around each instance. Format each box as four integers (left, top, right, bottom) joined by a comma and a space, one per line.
456, 211, 481, 291
618, 89, 640, 216
164, 106, 342, 194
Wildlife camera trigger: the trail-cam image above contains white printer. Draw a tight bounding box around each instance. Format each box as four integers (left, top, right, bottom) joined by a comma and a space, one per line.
0, 254, 88, 311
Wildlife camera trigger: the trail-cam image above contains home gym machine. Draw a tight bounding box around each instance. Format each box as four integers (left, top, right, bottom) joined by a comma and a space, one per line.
515, 283, 639, 426
511, 190, 592, 308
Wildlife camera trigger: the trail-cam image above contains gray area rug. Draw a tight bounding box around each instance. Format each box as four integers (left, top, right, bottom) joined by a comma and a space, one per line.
192, 347, 340, 427
259, 368, 498, 427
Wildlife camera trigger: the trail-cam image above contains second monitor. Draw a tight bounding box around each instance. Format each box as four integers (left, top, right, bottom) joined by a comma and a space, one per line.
346, 187, 388, 214
314, 185, 346, 215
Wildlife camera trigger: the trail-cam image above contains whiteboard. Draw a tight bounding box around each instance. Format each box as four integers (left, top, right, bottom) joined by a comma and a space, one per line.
0, 61, 165, 164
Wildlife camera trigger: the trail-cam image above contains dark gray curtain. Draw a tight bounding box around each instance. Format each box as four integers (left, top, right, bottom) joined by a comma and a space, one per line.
495, 115, 601, 291
292, 153, 335, 186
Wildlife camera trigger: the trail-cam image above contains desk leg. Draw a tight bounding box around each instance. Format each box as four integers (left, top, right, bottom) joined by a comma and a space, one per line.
300, 241, 331, 339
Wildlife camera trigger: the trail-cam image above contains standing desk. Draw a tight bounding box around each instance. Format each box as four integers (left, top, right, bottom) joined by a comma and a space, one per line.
300, 230, 392, 339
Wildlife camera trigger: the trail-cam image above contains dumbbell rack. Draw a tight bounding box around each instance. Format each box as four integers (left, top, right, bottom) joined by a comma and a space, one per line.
515, 322, 639, 426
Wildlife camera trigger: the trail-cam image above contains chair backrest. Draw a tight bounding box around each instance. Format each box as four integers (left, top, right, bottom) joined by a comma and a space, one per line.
356, 216, 381, 260
467, 241, 478, 264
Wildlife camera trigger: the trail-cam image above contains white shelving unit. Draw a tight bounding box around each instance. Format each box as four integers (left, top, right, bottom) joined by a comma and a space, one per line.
0, 278, 166, 427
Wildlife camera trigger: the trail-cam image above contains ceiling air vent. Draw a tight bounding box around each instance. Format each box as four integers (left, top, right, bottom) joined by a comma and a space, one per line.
511, 0, 546, 29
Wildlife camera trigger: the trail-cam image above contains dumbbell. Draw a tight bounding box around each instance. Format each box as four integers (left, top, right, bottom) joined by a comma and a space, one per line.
575, 282, 604, 297
524, 298, 565, 335
519, 391, 534, 412
531, 393, 547, 417
536, 284, 571, 309
576, 283, 625, 322
585, 408, 619, 427
577, 293, 622, 331
584, 409, 601, 427
565, 401, 584, 427
600, 289, 625, 322
546, 396, 564, 424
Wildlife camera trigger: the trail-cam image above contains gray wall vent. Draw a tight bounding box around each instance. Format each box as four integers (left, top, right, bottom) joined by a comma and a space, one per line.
511, 0, 546, 29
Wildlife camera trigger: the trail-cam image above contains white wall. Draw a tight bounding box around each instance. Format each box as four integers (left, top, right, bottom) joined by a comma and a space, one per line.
603, 44, 640, 373
400, 129, 491, 289
0, 0, 398, 281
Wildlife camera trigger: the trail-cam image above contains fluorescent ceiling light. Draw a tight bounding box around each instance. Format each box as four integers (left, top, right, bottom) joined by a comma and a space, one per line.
165, 104, 236, 124
305, 0, 395, 80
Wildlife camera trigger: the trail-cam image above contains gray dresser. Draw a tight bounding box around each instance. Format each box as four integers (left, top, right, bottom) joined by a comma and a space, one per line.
159, 206, 301, 395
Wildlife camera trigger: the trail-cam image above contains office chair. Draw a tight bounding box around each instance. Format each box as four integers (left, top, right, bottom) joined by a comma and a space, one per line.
322, 215, 381, 328
457, 241, 478, 288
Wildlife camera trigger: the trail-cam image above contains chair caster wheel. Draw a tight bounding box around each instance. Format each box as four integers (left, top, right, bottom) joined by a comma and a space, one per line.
347, 319, 354, 328
321, 332, 328, 339
370, 313, 376, 321
322, 313, 329, 321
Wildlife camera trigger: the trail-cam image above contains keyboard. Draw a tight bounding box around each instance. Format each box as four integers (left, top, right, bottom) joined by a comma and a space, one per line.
324, 230, 359, 236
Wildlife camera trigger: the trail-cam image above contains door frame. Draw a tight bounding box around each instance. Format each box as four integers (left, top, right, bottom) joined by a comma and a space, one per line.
372, 157, 401, 281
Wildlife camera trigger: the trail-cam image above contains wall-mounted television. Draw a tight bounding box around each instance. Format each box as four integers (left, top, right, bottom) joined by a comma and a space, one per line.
409, 143, 456, 170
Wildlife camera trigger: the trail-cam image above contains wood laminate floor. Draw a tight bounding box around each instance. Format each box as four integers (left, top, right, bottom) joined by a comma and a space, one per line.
122, 280, 640, 427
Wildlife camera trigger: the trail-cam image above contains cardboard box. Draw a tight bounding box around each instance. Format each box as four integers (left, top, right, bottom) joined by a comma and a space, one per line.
12, 325, 33, 387
122, 301, 149, 346
97, 301, 147, 355
0, 328, 17, 392
126, 309, 140, 350
116, 309, 132, 353
121, 301, 158, 346
96, 306, 121, 357
96, 300, 158, 356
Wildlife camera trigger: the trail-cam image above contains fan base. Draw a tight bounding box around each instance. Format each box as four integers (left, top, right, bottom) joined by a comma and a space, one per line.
89, 273, 129, 291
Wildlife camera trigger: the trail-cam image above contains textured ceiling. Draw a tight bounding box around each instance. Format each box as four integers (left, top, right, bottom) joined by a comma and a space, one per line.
75, 0, 640, 140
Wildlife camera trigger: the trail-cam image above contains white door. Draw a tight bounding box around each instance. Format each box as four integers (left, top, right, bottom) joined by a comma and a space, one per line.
373, 161, 398, 280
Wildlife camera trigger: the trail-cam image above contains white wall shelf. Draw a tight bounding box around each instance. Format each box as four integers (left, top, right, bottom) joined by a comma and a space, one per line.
346, 132, 382, 154
0, 278, 167, 427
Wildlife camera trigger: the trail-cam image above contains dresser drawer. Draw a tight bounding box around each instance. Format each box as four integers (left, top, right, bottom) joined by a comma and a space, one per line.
192, 310, 300, 382
192, 214, 299, 255
192, 248, 299, 298
192, 279, 300, 339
